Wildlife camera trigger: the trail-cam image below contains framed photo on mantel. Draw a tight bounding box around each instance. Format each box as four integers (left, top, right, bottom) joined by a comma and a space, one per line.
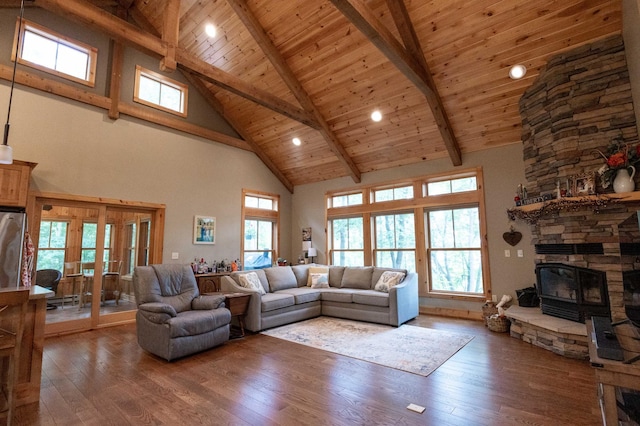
194, 215, 216, 244
573, 172, 595, 195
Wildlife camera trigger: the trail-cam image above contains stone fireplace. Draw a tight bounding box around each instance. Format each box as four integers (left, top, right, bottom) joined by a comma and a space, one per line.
518, 34, 640, 324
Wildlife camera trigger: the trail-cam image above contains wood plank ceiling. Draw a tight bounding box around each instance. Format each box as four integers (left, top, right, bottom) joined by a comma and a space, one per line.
5, 1, 623, 191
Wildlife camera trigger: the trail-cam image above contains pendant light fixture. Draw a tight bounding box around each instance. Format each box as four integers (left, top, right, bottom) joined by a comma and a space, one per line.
1, 0, 27, 165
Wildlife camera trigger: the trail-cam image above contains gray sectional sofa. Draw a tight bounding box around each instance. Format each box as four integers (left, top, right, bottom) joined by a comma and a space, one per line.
220, 264, 419, 332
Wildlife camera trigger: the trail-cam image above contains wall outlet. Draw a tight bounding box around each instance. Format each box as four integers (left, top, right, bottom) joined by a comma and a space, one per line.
517, 249, 524, 257
492, 295, 497, 302
504, 249, 511, 257
171, 252, 179, 260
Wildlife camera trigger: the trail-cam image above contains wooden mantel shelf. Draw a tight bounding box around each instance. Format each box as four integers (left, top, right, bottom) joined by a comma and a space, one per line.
507, 192, 640, 223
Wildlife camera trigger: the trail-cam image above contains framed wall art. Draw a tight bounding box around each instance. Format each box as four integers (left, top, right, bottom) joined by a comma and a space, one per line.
194, 215, 216, 244
572, 172, 595, 195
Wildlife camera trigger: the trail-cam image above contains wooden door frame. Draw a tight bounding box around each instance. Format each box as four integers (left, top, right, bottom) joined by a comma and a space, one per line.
27, 191, 165, 336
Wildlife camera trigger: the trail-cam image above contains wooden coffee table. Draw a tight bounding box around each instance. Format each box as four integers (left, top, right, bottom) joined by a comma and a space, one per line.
205, 292, 251, 338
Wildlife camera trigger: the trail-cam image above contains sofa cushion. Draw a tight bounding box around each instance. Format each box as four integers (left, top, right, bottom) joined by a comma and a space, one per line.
232, 269, 269, 293
291, 264, 312, 287
341, 266, 374, 289
320, 288, 356, 303
261, 293, 295, 312
371, 267, 407, 287
168, 309, 231, 338
277, 287, 322, 304
352, 290, 390, 307
237, 272, 266, 295
373, 271, 406, 293
265, 267, 298, 292
328, 266, 345, 287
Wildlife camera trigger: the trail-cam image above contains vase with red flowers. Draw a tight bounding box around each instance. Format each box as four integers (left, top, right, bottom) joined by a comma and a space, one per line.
596, 137, 640, 193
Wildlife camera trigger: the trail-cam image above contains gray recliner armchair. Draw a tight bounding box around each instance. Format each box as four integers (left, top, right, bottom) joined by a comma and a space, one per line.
133, 264, 231, 361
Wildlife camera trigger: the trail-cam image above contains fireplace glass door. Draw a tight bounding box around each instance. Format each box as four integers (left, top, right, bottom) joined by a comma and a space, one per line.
538, 266, 577, 301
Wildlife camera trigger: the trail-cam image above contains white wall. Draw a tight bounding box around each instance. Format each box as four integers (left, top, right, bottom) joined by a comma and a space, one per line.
0, 85, 292, 265
291, 144, 536, 312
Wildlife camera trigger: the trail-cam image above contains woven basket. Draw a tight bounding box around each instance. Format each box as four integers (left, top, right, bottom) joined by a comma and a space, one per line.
487, 314, 510, 333
482, 301, 498, 326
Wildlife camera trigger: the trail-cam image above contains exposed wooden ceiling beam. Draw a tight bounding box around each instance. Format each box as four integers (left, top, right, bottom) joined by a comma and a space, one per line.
107, 5, 126, 119
330, 0, 462, 166
34, 0, 319, 129
159, 0, 180, 72
182, 71, 295, 193
226, 0, 361, 183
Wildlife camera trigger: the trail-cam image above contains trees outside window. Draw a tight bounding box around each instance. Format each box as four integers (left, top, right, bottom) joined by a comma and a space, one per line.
330, 217, 364, 266
36, 221, 68, 272
427, 207, 483, 294
374, 213, 415, 271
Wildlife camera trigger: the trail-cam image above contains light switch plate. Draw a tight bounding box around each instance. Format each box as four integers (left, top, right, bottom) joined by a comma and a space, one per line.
171, 252, 179, 260
504, 249, 511, 257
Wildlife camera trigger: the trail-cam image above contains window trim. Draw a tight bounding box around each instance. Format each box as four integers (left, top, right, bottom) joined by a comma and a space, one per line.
241, 189, 280, 269
133, 65, 188, 117
13, 18, 97, 87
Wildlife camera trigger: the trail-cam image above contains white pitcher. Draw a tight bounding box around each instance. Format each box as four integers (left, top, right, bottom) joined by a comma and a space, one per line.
613, 166, 636, 193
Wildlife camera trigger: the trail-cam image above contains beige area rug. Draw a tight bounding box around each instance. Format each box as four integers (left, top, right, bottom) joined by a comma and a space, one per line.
261, 317, 474, 376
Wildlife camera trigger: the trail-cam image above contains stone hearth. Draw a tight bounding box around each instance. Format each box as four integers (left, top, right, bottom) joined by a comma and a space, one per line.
506, 306, 588, 360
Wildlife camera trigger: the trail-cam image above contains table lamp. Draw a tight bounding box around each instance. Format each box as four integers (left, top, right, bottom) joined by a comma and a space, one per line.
307, 247, 317, 264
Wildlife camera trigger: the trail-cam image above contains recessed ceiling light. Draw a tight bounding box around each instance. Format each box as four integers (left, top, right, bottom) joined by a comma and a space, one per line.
371, 110, 382, 122
509, 64, 527, 79
292, 137, 301, 146
205, 23, 217, 38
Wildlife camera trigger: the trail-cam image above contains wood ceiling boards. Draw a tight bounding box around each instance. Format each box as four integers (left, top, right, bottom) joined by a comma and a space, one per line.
4, 0, 623, 190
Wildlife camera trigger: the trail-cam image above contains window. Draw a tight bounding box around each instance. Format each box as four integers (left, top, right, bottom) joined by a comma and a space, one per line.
427, 207, 483, 295
134, 65, 188, 117
426, 176, 477, 196
245, 195, 275, 210
80, 223, 113, 263
138, 220, 151, 267
329, 192, 363, 208
374, 213, 416, 271
14, 19, 97, 87
244, 219, 274, 269
330, 217, 364, 266
124, 222, 137, 275
36, 220, 68, 272
372, 185, 413, 202
326, 168, 489, 300
242, 190, 279, 270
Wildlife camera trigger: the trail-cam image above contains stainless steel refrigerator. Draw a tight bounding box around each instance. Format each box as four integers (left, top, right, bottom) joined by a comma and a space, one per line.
0, 209, 26, 288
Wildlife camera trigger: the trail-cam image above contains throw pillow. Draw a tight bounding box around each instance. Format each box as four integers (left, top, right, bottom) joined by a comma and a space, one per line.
309, 273, 330, 289
238, 272, 266, 295
306, 266, 330, 286
264, 266, 298, 292
374, 271, 406, 293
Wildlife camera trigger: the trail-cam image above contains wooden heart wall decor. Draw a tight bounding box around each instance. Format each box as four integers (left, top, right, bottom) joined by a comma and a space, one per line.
503, 227, 522, 246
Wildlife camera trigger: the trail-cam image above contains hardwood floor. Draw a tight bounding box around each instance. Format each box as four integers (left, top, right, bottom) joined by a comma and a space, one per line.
14, 316, 602, 425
